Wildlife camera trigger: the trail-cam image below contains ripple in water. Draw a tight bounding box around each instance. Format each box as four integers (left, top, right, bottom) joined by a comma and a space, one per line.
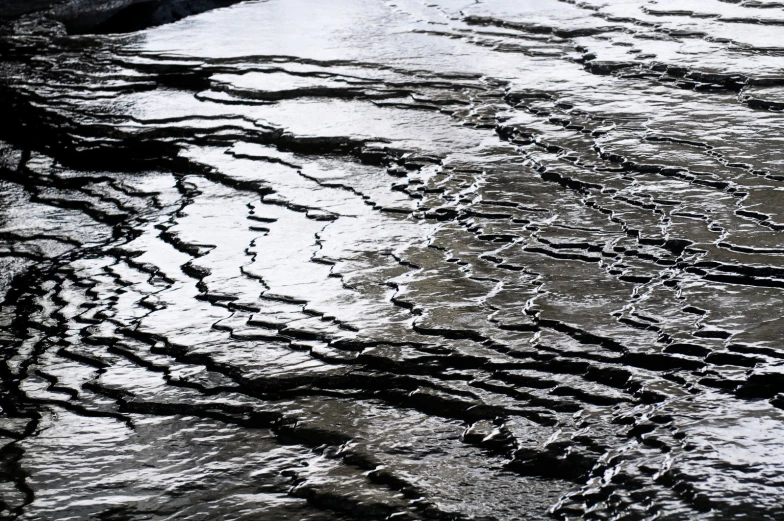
1, 0, 784, 519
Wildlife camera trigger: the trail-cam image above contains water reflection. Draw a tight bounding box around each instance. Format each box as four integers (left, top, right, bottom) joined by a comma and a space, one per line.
1, 0, 784, 519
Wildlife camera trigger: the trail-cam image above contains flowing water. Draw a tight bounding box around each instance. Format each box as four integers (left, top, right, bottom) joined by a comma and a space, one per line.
1, 0, 784, 519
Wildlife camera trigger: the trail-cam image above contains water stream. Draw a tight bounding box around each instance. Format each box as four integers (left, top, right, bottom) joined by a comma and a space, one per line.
1, 1, 784, 519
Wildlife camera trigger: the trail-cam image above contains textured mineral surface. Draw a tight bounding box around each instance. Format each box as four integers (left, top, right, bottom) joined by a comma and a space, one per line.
1, 0, 784, 519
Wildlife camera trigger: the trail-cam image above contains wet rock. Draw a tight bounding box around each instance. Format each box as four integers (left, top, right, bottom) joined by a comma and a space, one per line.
51, 0, 247, 34
1, 0, 784, 519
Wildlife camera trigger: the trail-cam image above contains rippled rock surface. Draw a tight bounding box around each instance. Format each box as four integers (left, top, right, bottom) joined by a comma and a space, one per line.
2, 0, 784, 519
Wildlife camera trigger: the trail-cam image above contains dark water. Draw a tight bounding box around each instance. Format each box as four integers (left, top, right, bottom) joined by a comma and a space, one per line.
1, 1, 784, 519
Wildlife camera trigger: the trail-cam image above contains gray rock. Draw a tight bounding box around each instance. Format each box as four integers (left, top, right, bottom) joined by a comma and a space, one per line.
0, 0, 244, 33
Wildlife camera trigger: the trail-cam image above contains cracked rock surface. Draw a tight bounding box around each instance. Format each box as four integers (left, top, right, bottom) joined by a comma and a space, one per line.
1, 0, 784, 519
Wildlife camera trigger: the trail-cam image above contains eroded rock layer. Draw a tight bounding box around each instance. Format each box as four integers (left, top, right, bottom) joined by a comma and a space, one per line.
1, 0, 784, 519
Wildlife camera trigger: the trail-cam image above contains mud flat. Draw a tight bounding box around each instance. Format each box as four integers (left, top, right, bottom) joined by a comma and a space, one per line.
1, 0, 784, 519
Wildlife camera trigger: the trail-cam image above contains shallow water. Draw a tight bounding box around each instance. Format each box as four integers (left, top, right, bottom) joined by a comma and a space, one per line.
1, 0, 784, 519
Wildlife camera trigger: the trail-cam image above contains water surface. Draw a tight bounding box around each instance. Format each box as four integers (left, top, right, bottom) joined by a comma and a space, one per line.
1, 0, 784, 519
